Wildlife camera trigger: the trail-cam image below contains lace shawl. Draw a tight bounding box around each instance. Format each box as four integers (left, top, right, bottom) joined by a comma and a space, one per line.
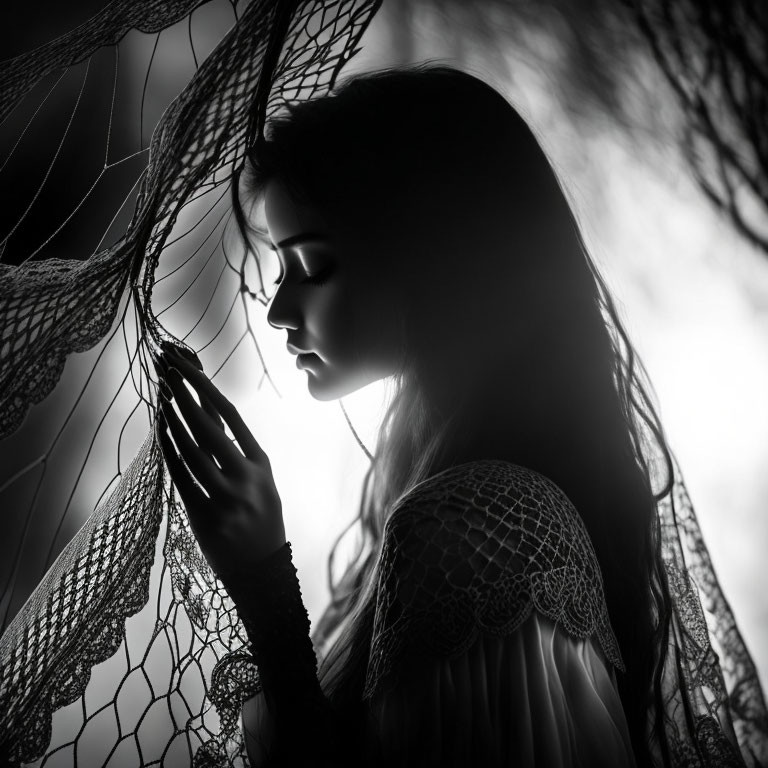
0, 1, 767, 766
363, 459, 624, 701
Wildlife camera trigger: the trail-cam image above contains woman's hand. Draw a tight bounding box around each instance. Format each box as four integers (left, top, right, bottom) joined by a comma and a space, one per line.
156, 347, 286, 582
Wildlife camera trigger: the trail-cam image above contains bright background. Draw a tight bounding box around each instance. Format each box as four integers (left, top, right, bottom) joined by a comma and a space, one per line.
2, 0, 766, 711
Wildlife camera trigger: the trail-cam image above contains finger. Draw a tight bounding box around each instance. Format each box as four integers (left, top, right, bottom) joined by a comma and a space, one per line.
161, 340, 202, 370
161, 396, 227, 495
158, 414, 203, 510
157, 351, 225, 432
161, 361, 240, 468
198, 388, 225, 433
166, 350, 266, 463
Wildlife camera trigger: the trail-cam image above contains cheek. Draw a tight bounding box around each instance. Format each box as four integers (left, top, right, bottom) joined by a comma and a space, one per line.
302, 269, 400, 371
304, 284, 358, 348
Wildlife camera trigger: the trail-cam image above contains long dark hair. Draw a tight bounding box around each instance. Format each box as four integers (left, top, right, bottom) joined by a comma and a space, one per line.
233, 64, 674, 765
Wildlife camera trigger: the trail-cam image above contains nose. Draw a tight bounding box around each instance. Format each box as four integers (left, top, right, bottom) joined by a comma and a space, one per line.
266, 282, 301, 331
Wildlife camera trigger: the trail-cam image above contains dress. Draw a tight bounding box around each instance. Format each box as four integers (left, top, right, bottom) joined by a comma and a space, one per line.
230, 459, 639, 767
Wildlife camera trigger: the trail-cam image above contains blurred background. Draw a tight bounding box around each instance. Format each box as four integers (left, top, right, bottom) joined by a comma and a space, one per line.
1, 0, 766, 760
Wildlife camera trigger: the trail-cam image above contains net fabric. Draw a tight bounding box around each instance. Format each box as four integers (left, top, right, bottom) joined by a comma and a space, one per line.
0, 0, 206, 441
0, 1, 766, 767
0, 0, 379, 441
0, 433, 165, 765
0, 0, 205, 126
0, 0, 381, 765
0, 429, 263, 766
363, 459, 625, 702
0, 249, 131, 439
654, 458, 768, 767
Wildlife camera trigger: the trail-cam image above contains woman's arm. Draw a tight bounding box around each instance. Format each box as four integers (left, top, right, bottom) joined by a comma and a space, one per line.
365, 611, 636, 767
224, 541, 342, 767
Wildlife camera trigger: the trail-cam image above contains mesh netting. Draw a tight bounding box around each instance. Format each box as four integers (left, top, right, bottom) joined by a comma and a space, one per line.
0, 1, 381, 764
1, 0, 767, 766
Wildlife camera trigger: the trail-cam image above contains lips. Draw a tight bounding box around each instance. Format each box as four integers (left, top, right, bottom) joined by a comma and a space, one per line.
286, 341, 312, 355
296, 352, 318, 369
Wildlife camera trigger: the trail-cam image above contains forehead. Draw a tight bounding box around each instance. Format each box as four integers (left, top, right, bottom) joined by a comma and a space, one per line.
263, 179, 329, 245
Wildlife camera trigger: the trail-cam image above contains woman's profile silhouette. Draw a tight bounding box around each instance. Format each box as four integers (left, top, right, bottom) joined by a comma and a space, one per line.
155, 64, 766, 766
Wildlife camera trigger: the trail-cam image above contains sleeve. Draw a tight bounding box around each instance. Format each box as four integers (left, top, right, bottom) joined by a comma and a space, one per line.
359, 460, 636, 767
226, 542, 343, 768
364, 610, 637, 767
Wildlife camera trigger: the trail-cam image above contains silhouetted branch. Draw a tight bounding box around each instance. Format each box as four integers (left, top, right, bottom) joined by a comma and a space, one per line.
628, 0, 768, 254
400, 0, 767, 255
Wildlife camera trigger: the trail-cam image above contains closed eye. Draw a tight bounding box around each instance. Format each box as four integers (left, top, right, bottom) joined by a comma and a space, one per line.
271, 264, 334, 289
301, 265, 334, 286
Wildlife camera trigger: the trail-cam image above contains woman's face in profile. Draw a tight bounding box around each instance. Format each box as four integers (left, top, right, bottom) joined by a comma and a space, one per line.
263, 179, 403, 400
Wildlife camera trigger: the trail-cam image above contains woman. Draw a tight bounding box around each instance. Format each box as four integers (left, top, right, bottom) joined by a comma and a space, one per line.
156, 65, 750, 767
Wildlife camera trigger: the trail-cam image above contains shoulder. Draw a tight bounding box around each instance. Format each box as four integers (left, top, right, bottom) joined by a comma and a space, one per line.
388, 457, 582, 520
382, 458, 594, 576
364, 460, 623, 699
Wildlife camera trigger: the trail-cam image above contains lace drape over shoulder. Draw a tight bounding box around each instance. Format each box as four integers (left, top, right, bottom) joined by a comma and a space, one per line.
362, 459, 635, 766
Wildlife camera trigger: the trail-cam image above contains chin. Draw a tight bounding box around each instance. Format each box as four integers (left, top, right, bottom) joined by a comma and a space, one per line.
305, 367, 382, 401
306, 374, 357, 401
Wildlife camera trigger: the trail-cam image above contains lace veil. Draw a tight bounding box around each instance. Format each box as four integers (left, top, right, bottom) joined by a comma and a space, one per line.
0, 1, 766, 766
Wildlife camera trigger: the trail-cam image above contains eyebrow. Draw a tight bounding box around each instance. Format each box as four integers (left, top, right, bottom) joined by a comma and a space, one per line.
268, 232, 330, 250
